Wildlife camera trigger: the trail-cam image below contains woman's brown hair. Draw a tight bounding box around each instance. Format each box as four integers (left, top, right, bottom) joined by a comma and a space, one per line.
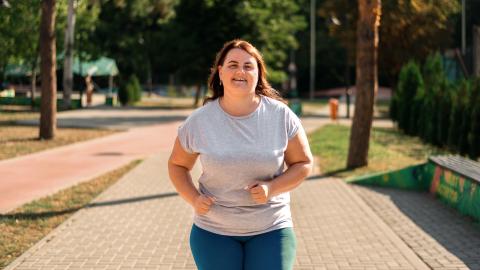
204, 39, 284, 104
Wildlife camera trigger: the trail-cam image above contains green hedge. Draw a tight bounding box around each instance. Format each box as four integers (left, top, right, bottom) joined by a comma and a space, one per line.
118, 75, 142, 106
392, 53, 480, 160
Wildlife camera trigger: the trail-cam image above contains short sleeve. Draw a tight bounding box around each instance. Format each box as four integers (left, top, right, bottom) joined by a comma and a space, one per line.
177, 119, 196, 154
286, 107, 302, 140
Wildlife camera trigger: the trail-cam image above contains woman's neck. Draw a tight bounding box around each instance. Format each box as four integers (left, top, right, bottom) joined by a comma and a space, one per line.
219, 92, 260, 117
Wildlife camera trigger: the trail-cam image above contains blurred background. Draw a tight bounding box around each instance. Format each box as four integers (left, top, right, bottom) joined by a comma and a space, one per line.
1, 0, 478, 102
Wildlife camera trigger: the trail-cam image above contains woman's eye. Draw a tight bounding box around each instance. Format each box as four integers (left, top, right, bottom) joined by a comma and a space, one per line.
244, 65, 253, 70
228, 65, 237, 69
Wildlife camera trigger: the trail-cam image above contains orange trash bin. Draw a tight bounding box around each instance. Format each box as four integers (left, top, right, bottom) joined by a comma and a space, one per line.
329, 98, 338, 120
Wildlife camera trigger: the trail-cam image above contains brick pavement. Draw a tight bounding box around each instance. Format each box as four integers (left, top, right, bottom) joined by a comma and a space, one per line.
5, 151, 432, 270
352, 184, 480, 270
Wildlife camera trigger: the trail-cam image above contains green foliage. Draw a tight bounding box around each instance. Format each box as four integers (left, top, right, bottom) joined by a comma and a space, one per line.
118, 74, 142, 105
163, 0, 306, 86
421, 52, 444, 144
319, 0, 460, 86
468, 79, 480, 160
394, 61, 424, 135
436, 80, 452, 146
91, 0, 177, 81
392, 54, 479, 161
0, 1, 41, 77
447, 80, 469, 152
458, 81, 479, 156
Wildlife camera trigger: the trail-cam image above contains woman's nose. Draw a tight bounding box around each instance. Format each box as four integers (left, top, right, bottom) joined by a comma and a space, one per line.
235, 68, 247, 74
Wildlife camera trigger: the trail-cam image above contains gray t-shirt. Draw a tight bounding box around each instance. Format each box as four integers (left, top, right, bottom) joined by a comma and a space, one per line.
177, 95, 302, 236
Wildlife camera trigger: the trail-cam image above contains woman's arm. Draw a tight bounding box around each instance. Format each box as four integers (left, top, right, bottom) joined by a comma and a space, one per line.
168, 137, 214, 214
248, 128, 313, 203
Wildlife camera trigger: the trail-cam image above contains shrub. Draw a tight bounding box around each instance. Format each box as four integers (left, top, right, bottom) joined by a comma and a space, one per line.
118, 75, 142, 106
436, 80, 452, 147
447, 80, 469, 152
468, 78, 480, 160
421, 53, 444, 144
395, 61, 424, 135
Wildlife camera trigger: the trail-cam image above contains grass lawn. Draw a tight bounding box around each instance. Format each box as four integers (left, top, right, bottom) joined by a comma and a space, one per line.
0, 160, 142, 269
375, 99, 390, 118
308, 124, 450, 180
0, 110, 117, 161
135, 95, 196, 109
300, 98, 329, 114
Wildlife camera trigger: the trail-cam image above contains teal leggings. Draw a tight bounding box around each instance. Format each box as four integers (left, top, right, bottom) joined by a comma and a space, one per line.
189, 224, 297, 270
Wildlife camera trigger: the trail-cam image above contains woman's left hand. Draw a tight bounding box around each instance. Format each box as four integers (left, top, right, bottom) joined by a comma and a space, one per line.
245, 182, 271, 204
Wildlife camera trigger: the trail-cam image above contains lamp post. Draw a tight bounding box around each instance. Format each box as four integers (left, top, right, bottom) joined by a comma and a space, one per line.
309, 0, 316, 100
462, 0, 466, 55
288, 50, 302, 115
330, 15, 351, 118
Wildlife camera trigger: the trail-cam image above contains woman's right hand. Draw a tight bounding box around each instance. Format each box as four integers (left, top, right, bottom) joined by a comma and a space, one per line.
193, 195, 215, 215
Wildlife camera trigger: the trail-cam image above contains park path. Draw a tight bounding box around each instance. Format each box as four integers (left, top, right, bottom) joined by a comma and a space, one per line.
4, 98, 479, 269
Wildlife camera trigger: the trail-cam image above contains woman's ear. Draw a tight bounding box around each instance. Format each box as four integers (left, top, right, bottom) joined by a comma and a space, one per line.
218, 65, 222, 77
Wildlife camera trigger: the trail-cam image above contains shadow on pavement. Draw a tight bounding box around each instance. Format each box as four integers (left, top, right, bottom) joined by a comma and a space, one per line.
0, 192, 178, 221
16, 115, 188, 129
354, 185, 480, 269
306, 167, 354, 180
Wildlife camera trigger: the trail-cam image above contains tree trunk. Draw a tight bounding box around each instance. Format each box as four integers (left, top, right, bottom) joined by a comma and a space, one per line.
347, 0, 381, 168
62, 0, 76, 109
39, 0, 57, 140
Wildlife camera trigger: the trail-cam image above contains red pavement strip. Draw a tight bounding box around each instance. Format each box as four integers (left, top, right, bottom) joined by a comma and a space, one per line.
0, 121, 180, 214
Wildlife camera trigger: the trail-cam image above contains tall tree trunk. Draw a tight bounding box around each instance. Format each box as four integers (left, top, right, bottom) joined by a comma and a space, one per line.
39, 0, 57, 140
62, 0, 76, 109
347, 0, 381, 168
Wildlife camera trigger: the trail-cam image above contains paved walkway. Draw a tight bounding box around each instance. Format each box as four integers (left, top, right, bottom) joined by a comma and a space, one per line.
1, 102, 194, 213
3, 98, 480, 269
6, 151, 432, 270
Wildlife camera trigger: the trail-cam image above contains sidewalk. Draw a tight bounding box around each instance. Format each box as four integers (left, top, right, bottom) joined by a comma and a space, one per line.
0, 104, 194, 213
7, 149, 479, 269
4, 101, 480, 269
6, 151, 432, 270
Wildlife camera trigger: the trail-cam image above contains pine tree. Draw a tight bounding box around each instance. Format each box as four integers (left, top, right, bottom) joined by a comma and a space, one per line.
395, 61, 424, 135
421, 52, 444, 145
447, 80, 469, 152
468, 78, 480, 160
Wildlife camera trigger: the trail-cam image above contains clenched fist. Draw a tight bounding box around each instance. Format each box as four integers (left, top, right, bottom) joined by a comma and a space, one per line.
245, 183, 271, 204
193, 195, 215, 215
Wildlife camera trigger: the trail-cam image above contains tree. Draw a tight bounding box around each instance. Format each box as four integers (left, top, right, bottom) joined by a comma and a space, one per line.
164, 0, 305, 106
319, 0, 460, 87
39, 0, 57, 140
468, 78, 480, 160
347, 0, 381, 168
421, 52, 444, 144
0, 1, 41, 105
392, 61, 424, 135
91, 0, 176, 84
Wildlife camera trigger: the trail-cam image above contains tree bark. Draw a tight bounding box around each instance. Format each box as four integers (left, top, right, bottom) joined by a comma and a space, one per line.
347, 0, 381, 168
62, 0, 76, 109
39, 0, 57, 140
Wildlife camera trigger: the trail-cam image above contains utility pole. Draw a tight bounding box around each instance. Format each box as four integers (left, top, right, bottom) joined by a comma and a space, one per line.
462, 0, 466, 55
309, 0, 316, 100
63, 0, 76, 109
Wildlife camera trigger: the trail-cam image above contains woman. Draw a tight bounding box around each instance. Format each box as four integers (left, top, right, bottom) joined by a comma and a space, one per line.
168, 39, 313, 270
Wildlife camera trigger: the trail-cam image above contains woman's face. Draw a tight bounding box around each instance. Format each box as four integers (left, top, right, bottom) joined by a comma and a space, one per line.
218, 48, 259, 96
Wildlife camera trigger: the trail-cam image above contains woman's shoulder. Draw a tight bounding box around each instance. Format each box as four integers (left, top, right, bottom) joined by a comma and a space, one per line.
262, 95, 290, 112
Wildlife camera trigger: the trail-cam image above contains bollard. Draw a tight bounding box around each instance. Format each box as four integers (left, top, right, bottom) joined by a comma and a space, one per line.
329, 98, 339, 121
